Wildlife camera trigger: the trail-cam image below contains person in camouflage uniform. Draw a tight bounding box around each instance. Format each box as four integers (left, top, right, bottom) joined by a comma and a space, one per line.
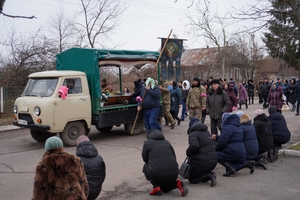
186, 77, 207, 120
159, 81, 176, 129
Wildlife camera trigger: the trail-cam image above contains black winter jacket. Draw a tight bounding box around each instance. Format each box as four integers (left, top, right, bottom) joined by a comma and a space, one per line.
268, 112, 291, 145
206, 87, 231, 120
253, 114, 274, 155
76, 141, 106, 200
142, 129, 178, 181
261, 82, 271, 96
186, 122, 217, 178
131, 79, 145, 98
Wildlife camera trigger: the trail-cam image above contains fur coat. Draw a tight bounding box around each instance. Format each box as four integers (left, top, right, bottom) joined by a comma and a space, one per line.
32, 148, 89, 200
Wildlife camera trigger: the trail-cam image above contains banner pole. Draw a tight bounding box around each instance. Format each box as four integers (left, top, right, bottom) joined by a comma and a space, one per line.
130, 29, 173, 134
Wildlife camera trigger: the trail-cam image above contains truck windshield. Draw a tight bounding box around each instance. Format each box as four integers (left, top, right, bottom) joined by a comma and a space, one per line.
22, 78, 58, 97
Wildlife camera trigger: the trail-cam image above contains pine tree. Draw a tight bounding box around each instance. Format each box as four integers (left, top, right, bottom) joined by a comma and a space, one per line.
263, 0, 300, 69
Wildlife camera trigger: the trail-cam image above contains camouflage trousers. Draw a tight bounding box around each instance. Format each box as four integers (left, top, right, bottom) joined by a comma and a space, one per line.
163, 104, 175, 125
189, 107, 202, 121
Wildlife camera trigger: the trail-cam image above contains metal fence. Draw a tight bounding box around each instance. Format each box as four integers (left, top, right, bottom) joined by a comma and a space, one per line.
0, 86, 24, 124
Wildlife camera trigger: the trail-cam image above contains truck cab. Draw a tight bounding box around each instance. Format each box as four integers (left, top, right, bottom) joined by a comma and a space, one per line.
13, 48, 163, 146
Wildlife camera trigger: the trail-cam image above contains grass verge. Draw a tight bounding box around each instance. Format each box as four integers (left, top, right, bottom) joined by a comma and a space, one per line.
287, 143, 300, 151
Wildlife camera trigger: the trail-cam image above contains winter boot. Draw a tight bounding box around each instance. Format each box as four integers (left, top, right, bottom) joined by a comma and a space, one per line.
291, 104, 295, 111
177, 118, 181, 125
274, 147, 279, 161
176, 180, 188, 196
254, 160, 267, 170
246, 103, 248, 109
210, 172, 217, 187
220, 162, 236, 177
244, 160, 255, 174
170, 123, 175, 129
267, 149, 276, 163
149, 186, 162, 196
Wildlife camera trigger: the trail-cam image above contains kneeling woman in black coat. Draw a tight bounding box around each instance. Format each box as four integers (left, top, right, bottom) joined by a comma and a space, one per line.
186, 118, 217, 186
142, 129, 189, 196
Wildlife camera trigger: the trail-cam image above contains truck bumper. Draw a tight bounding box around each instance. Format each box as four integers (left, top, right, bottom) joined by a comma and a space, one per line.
13, 122, 50, 131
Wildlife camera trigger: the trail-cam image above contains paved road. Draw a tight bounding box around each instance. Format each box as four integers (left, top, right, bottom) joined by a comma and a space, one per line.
0, 101, 300, 200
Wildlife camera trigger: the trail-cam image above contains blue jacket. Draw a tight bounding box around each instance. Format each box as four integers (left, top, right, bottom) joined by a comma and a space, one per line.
215, 114, 246, 171
170, 83, 182, 112
240, 117, 259, 160
138, 86, 161, 110
268, 112, 291, 145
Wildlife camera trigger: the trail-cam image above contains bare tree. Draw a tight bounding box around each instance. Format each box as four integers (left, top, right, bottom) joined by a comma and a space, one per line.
0, 29, 56, 86
186, 1, 232, 78
0, 0, 35, 19
47, 9, 77, 53
77, 0, 126, 48
230, 34, 265, 81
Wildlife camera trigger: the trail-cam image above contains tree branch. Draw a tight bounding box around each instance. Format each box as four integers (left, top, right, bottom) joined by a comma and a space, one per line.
1, 12, 36, 19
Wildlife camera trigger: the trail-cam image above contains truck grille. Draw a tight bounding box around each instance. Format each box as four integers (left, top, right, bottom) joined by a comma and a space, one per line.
18, 114, 34, 124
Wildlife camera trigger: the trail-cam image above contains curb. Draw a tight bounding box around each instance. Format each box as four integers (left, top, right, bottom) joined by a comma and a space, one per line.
0, 125, 21, 132
279, 142, 300, 157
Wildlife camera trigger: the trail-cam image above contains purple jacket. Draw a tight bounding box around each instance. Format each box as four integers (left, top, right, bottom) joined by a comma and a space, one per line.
238, 83, 248, 100
267, 86, 284, 110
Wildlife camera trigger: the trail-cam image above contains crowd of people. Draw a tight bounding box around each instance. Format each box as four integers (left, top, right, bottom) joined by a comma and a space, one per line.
32, 76, 293, 198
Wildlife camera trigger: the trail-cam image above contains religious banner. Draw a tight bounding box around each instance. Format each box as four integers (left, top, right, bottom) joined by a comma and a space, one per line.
160, 38, 185, 81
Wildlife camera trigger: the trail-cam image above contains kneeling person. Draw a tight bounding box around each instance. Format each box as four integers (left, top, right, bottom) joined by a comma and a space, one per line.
142, 129, 188, 196
186, 118, 217, 186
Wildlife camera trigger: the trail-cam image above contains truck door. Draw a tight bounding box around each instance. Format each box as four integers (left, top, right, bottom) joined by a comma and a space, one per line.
54, 77, 89, 131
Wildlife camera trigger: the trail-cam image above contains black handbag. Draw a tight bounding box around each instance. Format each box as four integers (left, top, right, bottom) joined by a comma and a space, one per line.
179, 157, 190, 179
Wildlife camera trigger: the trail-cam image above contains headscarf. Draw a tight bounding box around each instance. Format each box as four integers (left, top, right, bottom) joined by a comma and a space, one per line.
222, 112, 231, 122
235, 111, 245, 118
77, 135, 90, 145
45, 136, 63, 152
145, 77, 155, 89
254, 109, 264, 118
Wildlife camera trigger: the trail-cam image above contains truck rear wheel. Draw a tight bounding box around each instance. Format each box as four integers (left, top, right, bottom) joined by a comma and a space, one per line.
60, 121, 86, 146
96, 126, 113, 133
124, 120, 144, 135
30, 130, 55, 142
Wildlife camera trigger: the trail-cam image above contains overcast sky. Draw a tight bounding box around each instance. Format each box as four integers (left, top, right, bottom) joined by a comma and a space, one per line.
0, 0, 262, 51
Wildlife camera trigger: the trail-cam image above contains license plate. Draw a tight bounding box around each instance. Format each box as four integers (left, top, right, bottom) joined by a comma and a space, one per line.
18, 119, 28, 125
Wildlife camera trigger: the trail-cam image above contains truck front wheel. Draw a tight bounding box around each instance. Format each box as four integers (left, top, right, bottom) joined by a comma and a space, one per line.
124, 120, 144, 135
60, 121, 86, 146
30, 130, 55, 142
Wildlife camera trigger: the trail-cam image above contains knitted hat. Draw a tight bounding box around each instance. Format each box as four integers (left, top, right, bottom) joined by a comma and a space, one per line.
45, 136, 63, 152
189, 117, 199, 127
254, 109, 264, 118
193, 77, 200, 82
222, 112, 231, 122
211, 79, 220, 85
77, 135, 90, 145
236, 111, 245, 118
268, 105, 277, 115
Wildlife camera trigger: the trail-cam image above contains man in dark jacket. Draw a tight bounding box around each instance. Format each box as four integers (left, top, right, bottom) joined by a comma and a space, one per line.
186, 118, 217, 186
142, 129, 188, 196
206, 79, 231, 135
260, 78, 271, 109
129, 78, 145, 104
76, 135, 106, 200
137, 77, 162, 132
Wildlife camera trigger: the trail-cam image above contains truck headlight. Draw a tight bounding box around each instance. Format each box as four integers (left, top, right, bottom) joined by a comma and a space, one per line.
34, 107, 41, 116
13, 105, 18, 113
